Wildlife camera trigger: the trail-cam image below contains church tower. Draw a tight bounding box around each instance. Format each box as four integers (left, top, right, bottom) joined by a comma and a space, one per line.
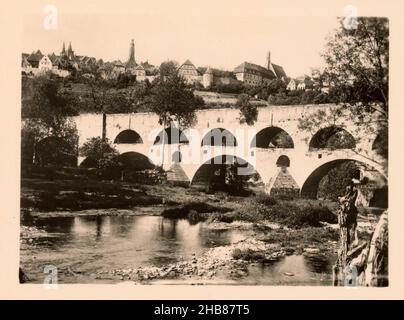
67, 42, 75, 60
61, 41, 66, 56
267, 51, 271, 70
126, 39, 137, 69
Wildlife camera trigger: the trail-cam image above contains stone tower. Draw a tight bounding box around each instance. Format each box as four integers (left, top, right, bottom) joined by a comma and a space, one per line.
267, 51, 271, 70
126, 39, 136, 68
203, 67, 213, 88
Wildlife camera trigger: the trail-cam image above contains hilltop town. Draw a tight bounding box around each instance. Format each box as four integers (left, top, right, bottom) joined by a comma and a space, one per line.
22, 39, 329, 104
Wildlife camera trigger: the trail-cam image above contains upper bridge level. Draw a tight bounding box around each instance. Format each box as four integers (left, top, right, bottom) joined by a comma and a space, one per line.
72, 103, 386, 202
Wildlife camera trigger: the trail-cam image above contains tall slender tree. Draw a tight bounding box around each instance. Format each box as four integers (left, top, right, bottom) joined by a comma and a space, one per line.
147, 73, 203, 165
298, 17, 389, 286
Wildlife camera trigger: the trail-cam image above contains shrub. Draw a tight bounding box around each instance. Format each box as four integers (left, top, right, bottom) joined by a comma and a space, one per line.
161, 202, 231, 220
233, 199, 337, 228
255, 193, 277, 206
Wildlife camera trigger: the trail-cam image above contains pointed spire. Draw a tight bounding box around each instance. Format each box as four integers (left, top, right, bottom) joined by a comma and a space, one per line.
62, 41, 66, 55
66, 42, 75, 60
267, 50, 271, 70
126, 39, 136, 68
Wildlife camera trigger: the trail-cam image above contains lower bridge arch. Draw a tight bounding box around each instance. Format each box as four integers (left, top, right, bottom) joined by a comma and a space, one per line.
190, 155, 264, 194
80, 151, 156, 181
300, 159, 387, 208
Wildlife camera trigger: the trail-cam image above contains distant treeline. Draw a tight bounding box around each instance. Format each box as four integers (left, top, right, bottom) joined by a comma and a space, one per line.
21, 72, 338, 118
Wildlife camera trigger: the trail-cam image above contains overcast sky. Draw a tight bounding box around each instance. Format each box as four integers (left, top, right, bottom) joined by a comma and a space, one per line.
22, 2, 341, 78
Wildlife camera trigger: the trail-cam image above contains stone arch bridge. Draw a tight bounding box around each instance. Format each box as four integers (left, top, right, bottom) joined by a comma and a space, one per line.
73, 104, 387, 202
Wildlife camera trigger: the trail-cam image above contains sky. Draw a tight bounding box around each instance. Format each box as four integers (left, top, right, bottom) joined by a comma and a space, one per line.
22, 1, 341, 78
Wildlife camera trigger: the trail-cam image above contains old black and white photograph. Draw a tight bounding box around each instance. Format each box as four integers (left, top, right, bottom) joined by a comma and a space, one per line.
17, 1, 389, 288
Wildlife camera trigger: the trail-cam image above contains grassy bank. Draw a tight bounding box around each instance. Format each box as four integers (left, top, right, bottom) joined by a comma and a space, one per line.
21, 167, 339, 232
21, 178, 173, 212
160, 193, 338, 229
230, 197, 338, 228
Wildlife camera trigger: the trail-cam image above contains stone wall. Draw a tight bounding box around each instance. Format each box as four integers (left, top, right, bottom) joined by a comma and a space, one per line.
72, 104, 386, 198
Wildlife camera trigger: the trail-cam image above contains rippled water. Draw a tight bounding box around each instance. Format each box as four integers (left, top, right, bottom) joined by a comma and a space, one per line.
20, 214, 335, 285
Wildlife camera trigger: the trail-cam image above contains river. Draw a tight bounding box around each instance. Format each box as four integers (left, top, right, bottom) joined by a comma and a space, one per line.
20, 214, 336, 285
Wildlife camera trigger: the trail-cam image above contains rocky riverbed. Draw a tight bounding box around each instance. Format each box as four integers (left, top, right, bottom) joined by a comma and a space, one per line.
93, 237, 288, 283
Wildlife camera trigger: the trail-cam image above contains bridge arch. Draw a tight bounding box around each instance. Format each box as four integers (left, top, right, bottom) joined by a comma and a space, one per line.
79, 151, 155, 170
300, 159, 387, 207
250, 126, 294, 148
115, 151, 156, 170
114, 129, 143, 144
309, 126, 356, 150
276, 155, 290, 167
190, 154, 263, 193
201, 128, 237, 147
153, 126, 189, 145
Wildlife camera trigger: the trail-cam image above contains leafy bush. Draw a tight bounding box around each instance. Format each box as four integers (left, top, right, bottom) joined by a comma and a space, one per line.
255, 193, 277, 206
161, 202, 231, 220
79, 137, 121, 177
237, 94, 258, 125
233, 199, 337, 228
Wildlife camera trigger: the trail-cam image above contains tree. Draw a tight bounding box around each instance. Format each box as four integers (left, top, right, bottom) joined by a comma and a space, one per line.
266, 79, 287, 96
22, 74, 78, 166
159, 60, 179, 78
84, 70, 132, 139
128, 80, 153, 112
299, 17, 388, 165
300, 17, 389, 286
320, 17, 388, 161
324, 18, 388, 112
79, 137, 120, 176
237, 94, 257, 125
147, 73, 203, 164
225, 160, 247, 195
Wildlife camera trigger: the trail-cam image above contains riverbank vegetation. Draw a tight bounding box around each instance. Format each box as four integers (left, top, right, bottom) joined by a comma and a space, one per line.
21, 165, 340, 231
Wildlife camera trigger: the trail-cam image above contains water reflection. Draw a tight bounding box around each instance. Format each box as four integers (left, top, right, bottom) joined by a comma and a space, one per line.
33, 217, 75, 233
23, 215, 237, 274
303, 253, 335, 274
21, 215, 336, 285
245, 254, 336, 286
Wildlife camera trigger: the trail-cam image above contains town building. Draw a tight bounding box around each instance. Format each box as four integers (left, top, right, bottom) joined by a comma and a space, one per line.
177, 59, 202, 84
286, 79, 297, 91
287, 77, 315, 91
22, 42, 98, 77
233, 51, 287, 86
112, 60, 126, 75
120, 39, 157, 82
22, 43, 289, 89
202, 67, 213, 88
38, 55, 53, 71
